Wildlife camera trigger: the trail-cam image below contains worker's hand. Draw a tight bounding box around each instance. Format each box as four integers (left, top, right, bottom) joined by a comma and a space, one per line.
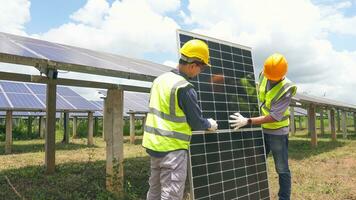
207, 118, 218, 131
229, 112, 248, 130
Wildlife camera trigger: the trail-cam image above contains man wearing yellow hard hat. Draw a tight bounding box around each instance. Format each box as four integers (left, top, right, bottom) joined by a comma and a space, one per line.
229, 53, 297, 200
143, 39, 218, 200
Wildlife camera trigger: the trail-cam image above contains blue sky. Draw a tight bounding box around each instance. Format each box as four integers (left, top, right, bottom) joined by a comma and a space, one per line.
1, 0, 356, 103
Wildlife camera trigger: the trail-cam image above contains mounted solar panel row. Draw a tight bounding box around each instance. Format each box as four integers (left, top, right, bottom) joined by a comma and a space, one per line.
98, 90, 149, 114
177, 30, 270, 200
0, 80, 98, 112
0, 32, 171, 81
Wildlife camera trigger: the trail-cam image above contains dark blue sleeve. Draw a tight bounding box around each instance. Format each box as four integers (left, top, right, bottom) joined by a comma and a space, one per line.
178, 85, 211, 131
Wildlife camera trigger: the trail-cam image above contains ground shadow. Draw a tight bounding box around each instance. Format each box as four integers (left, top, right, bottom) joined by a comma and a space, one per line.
123, 138, 143, 145
0, 142, 100, 155
0, 156, 150, 200
288, 137, 347, 160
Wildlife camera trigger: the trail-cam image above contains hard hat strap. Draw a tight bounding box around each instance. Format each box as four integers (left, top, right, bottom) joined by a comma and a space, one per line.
180, 54, 204, 64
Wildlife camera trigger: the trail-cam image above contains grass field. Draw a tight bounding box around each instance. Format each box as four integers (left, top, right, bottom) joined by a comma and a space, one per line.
0, 129, 356, 200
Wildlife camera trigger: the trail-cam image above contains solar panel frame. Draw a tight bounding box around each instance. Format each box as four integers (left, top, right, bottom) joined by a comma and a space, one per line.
177, 30, 270, 200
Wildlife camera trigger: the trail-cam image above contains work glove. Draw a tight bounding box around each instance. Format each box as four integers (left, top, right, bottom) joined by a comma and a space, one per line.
207, 118, 218, 131
229, 112, 248, 130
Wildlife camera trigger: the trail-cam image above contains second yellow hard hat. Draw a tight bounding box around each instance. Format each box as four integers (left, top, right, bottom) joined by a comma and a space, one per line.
263, 53, 288, 81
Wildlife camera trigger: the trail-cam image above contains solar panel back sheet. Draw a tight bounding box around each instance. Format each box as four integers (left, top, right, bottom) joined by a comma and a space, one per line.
177, 30, 270, 200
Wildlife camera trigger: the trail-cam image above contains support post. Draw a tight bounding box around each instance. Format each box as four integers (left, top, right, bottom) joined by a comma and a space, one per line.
308, 104, 317, 147
45, 80, 57, 174
320, 109, 324, 136
27, 116, 32, 137
142, 113, 147, 133
94, 117, 98, 136
129, 113, 135, 144
62, 112, 69, 144
88, 112, 94, 145
103, 100, 106, 139
330, 109, 336, 141
337, 110, 341, 132
72, 117, 77, 138
328, 110, 332, 131
298, 116, 302, 130
341, 111, 347, 138
40, 116, 46, 138
5, 111, 13, 154
105, 88, 124, 197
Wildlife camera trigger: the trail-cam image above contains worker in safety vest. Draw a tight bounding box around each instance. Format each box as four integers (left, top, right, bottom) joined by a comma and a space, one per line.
229, 53, 297, 200
143, 39, 218, 200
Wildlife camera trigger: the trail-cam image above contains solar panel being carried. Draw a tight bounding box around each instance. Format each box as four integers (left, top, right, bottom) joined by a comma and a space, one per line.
0, 80, 99, 112
178, 30, 269, 200
0, 32, 171, 82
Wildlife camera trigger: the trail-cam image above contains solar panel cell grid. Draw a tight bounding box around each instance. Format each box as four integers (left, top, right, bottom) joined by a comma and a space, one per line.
0, 92, 11, 108
1, 81, 30, 93
6, 93, 44, 109
178, 31, 270, 200
26, 84, 46, 94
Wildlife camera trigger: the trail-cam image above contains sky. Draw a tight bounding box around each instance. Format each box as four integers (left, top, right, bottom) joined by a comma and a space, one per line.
0, 0, 356, 104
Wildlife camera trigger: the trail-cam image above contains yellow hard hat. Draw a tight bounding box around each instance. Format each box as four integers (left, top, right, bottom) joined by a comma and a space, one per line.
180, 39, 211, 67
263, 53, 288, 81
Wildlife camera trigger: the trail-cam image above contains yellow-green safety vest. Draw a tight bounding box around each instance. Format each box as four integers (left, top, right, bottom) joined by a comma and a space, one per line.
142, 72, 193, 152
258, 75, 297, 129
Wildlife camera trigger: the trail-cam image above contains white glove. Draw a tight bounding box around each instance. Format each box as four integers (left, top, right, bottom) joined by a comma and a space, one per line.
207, 118, 218, 131
229, 112, 248, 130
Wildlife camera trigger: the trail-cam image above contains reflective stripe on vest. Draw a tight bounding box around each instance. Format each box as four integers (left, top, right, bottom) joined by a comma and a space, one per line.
142, 72, 193, 152
144, 125, 191, 142
258, 75, 297, 129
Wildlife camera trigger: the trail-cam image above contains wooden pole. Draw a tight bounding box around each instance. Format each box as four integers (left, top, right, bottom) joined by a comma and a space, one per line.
320, 109, 324, 136
328, 110, 332, 132
72, 117, 77, 138
142, 114, 147, 133
62, 112, 69, 144
5, 111, 13, 154
40, 117, 46, 138
129, 113, 135, 144
308, 104, 317, 147
341, 111, 347, 138
88, 112, 94, 145
337, 110, 341, 132
330, 109, 336, 141
45, 80, 57, 174
27, 116, 32, 137
298, 116, 302, 130
105, 88, 124, 197
94, 117, 98, 136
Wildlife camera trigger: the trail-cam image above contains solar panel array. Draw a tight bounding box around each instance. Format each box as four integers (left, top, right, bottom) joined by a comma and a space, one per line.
0, 32, 171, 81
177, 30, 270, 200
0, 80, 99, 112
97, 90, 149, 115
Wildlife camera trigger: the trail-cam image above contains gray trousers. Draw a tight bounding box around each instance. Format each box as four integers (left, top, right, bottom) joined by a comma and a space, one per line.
146, 150, 188, 200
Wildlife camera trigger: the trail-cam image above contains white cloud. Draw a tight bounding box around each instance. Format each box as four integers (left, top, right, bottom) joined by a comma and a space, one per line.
146, 0, 180, 14
318, 1, 356, 35
70, 0, 110, 27
184, 0, 356, 104
36, 0, 180, 58
0, 0, 30, 35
